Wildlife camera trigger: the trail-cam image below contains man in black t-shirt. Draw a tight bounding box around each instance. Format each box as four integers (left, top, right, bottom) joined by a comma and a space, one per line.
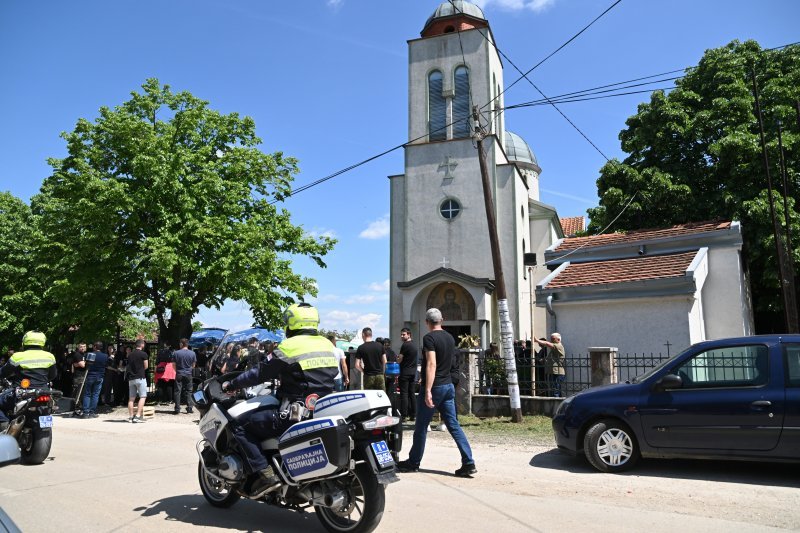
397, 308, 476, 478
397, 328, 418, 421
355, 327, 386, 391
126, 339, 149, 423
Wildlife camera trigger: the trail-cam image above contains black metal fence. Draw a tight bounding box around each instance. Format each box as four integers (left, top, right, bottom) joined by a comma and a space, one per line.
473, 351, 671, 397
614, 352, 670, 384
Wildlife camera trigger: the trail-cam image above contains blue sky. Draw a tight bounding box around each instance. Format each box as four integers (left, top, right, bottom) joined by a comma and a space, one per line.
1, 0, 797, 338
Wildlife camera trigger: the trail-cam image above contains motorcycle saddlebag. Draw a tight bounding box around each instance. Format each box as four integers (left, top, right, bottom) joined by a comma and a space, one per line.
278, 415, 350, 482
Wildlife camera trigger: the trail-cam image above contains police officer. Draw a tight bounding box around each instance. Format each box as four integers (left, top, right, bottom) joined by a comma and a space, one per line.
223, 302, 338, 494
0, 331, 57, 430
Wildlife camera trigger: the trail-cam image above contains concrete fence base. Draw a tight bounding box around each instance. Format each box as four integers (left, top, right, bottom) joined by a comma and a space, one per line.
471, 395, 562, 418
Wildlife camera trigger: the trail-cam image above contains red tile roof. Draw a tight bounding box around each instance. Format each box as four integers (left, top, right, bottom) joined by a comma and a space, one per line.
560, 216, 585, 236
555, 221, 731, 252
545, 251, 698, 289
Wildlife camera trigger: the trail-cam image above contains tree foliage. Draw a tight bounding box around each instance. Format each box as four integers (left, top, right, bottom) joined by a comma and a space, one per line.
33, 79, 335, 346
589, 41, 800, 331
0, 192, 41, 351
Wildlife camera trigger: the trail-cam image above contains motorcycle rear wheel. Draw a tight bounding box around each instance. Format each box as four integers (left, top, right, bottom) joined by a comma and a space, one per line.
198, 461, 241, 507
315, 463, 385, 533
21, 428, 51, 465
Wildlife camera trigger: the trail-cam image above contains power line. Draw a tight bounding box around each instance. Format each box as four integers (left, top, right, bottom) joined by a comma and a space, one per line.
278, 38, 800, 202
448, 0, 621, 160
505, 75, 683, 109
545, 191, 640, 265
493, 42, 611, 159
488, 0, 624, 111
504, 86, 677, 110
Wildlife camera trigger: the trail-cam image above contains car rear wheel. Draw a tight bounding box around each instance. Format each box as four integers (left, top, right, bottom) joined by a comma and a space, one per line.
583, 419, 639, 473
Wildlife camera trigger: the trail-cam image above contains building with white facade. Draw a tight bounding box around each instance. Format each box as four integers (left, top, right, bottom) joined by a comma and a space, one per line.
389, 1, 563, 346
536, 221, 754, 366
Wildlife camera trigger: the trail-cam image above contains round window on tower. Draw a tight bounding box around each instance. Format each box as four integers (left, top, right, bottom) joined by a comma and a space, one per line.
439, 198, 461, 220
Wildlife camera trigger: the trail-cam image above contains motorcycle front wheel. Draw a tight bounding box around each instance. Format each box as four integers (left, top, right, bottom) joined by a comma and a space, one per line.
315, 463, 385, 533
198, 461, 241, 508
20, 427, 52, 465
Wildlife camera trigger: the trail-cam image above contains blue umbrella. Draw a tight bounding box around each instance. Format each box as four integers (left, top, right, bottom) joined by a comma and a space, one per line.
189, 328, 228, 348
219, 327, 285, 345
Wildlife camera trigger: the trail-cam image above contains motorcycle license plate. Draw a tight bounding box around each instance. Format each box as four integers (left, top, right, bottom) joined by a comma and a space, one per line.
38, 415, 53, 428
370, 440, 394, 467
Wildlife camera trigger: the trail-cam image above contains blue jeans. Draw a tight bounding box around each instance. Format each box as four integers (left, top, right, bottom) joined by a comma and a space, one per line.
548, 374, 565, 397
407, 383, 474, 467
82, 375, 103, 414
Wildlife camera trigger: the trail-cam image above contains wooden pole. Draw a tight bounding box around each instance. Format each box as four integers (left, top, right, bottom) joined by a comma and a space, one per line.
752, 69, 799, 332
473, 106, 524, 422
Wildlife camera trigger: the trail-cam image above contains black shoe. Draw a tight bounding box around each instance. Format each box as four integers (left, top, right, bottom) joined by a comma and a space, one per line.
396, 460, 419, 473
454, 463, 477, 477
90, 413, 99, 419
252, 467, 281, 494
186, 409, 193, 414
173, 410, 181, 415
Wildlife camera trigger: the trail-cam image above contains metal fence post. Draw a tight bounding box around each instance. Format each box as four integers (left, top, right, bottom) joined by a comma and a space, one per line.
588, 347, 618, 387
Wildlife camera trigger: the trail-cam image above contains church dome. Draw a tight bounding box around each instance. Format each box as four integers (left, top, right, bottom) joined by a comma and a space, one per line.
505, 130, 539, 168
422, 1, 487, 36
427, 1, 486, 24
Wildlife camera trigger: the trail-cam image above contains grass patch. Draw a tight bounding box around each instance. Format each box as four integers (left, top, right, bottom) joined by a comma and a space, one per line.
454, 414, 554, 444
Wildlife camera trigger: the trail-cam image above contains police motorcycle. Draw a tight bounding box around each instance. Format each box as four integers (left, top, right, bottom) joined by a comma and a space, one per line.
194, 372, 402, 533
0, 377, 61, 464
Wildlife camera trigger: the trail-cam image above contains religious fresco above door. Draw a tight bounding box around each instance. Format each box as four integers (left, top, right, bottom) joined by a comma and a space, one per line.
426, 283, 475, 321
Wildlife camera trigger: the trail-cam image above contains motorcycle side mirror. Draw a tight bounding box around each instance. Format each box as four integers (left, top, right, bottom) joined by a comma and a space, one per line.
0, 435, 21, 467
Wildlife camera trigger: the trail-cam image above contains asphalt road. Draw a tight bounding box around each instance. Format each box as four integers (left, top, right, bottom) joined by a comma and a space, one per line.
0, 409, 798, 532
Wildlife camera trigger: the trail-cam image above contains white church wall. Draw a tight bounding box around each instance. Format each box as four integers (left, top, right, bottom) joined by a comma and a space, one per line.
547, 296, 694, 360
703, 246, 753, 339
403, 141, 493, 280
389, 173, 406, 339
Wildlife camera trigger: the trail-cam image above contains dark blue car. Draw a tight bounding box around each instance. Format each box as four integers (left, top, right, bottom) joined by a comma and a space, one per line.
552, 335, 800, 472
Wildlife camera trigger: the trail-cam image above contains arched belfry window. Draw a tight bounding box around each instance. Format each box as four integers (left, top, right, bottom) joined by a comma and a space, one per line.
428, 70, 446, 141
453, 66, 471, 138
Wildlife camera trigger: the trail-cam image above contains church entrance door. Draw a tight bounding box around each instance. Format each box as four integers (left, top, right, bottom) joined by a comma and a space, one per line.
442, 325, 470, 343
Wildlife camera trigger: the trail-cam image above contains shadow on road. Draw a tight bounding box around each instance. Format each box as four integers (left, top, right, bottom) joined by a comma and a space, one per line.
136, 493, 326, 532
530, 448, 800, 488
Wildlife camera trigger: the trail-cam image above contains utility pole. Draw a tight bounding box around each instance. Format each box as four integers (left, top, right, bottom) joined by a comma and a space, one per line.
752, 69, 799, 332
777, 120, 793, 254
472, 106, 524, 422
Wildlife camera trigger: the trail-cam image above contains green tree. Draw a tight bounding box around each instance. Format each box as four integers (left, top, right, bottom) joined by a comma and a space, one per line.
33, 79, 335, 346
589, 40, 800, 331
0, 192, 41, 351
117, 313, 159, 341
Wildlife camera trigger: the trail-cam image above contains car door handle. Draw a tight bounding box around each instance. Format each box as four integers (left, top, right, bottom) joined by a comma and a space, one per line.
750, 400, 772, 408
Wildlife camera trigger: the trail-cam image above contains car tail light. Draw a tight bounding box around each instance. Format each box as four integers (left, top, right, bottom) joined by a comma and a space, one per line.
35, 395, 51, 403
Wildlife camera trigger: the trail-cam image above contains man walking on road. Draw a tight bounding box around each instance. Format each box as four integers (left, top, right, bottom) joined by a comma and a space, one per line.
397, 308, 476, 477
171, 338, 196, 414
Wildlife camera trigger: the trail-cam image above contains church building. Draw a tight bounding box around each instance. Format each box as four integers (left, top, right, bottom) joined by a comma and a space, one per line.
389, 1, 562, 346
